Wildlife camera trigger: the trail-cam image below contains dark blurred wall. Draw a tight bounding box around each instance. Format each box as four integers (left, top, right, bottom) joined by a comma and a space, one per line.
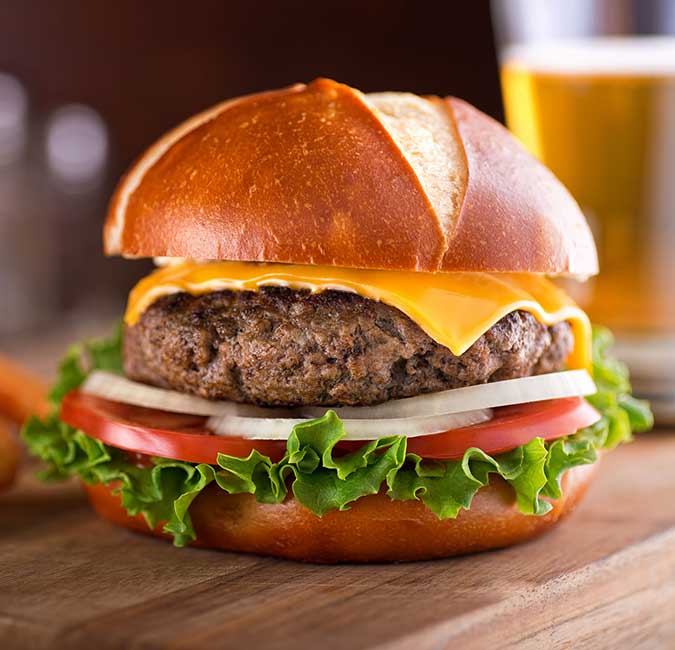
0, 0, 501, 336
0, 0, 501, 165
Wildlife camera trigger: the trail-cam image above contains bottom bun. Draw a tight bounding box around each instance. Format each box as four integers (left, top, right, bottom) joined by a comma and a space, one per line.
0, 424, 19, 491
84, 460, 598, 563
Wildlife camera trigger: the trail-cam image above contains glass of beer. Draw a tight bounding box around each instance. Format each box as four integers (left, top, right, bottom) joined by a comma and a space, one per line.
492, 0, 675, 421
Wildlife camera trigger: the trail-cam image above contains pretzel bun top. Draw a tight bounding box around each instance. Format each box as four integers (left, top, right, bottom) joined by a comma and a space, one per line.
104, 78, 598, 276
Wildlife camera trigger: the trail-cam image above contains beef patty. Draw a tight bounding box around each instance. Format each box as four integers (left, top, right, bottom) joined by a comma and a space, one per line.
123, 288, 573, 407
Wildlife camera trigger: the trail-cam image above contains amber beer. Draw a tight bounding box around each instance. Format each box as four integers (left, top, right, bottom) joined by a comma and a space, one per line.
500, 37, 675, 334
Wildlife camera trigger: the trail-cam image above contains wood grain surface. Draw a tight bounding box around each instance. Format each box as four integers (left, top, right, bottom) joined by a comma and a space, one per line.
1, 432, 674, 650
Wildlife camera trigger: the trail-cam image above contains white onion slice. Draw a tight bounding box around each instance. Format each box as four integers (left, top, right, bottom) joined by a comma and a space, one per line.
81, 370, 492, 441
300, 370, 597, 420
81, 371, 294, 418
206, 408, 493, 441
82, 369, 596, 428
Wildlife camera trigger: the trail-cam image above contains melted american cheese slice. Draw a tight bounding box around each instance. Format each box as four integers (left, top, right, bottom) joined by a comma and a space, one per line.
126, 261, 592, 370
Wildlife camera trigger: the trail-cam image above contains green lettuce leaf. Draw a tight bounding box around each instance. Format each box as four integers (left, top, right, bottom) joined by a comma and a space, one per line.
47, 322, 123, 410
22, 323, 653, 547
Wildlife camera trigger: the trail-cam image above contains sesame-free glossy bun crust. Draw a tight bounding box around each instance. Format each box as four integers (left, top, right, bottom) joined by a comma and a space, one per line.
83, 460, 597, 563
104, 79, 598, 277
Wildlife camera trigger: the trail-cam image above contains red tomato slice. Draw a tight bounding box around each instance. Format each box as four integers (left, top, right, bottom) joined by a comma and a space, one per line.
403, 397, 600, 459
61, 391, 288, 463
61, 390, 600, 465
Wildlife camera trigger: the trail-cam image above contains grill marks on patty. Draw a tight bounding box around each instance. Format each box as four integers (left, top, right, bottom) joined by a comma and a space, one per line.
123, 287, 574, 407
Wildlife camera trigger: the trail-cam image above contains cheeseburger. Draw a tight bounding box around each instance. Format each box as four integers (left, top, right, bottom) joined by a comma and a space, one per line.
24, 79, 652, 562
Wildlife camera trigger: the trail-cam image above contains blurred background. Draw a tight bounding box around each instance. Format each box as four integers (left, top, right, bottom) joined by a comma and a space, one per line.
1, 1, 674, 420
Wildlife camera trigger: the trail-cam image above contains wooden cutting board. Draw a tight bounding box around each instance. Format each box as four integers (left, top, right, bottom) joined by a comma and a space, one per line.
1, 432, 674, 650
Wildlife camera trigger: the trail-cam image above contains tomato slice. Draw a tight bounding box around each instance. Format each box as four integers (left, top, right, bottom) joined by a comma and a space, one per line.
61, 390, 600, 465
403, 397, 600, 459
61, 391, 288, 463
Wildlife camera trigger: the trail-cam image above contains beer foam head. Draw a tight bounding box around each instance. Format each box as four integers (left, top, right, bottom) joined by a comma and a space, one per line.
503, 36, 675, 75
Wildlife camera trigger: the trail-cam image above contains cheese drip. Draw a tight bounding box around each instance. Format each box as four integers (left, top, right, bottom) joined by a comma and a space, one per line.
126, 261, 592, 370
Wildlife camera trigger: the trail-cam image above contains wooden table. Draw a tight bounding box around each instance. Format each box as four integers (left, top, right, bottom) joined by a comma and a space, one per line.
2, 432, 674, 650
